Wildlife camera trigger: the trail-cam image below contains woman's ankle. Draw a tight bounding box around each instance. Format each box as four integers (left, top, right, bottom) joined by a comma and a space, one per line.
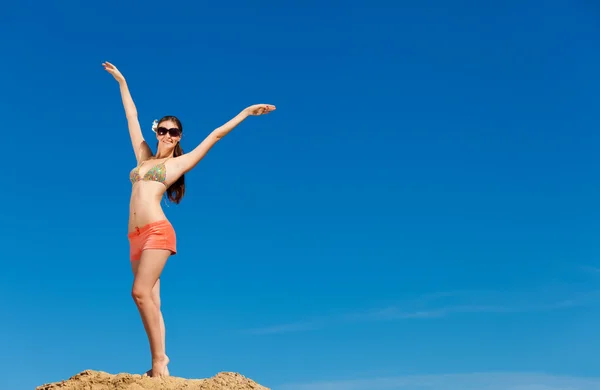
152, 354, 169, 364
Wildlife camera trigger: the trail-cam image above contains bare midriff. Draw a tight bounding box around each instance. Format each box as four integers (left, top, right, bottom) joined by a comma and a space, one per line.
128, 181, 169, 233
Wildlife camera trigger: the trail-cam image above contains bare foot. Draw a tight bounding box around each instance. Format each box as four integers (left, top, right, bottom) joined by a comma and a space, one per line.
143, 366, 170, 377
151, 355, 170, 378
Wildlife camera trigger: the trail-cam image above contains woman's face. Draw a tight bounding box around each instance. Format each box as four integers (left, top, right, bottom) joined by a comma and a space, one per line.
155, 120, 182, 148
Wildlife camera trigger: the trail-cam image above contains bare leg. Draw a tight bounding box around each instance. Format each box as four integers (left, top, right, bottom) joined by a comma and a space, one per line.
139, 278, 169, 376
131, 249, 171, 377
152, 279, 169, 375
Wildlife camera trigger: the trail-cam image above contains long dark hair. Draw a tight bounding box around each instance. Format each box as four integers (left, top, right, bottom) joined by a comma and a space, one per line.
157, 115, 185, 204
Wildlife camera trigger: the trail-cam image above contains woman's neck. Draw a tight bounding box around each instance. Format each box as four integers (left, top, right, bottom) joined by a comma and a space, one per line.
154, 151, 173, 159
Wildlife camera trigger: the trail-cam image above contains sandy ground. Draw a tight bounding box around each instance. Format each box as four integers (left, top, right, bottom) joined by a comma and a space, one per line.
36, 370, 270, 390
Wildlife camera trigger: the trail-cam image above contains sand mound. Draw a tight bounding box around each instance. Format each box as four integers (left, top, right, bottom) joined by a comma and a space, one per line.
36, 369, 270, 390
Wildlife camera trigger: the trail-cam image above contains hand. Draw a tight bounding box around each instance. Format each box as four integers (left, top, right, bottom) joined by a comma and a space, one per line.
244, 104, 276, 116
102, 61, 126, 83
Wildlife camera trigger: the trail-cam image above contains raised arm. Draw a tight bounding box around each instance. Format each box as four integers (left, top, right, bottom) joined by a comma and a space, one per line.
102, 62, 153, 163
174, 104, 276, 174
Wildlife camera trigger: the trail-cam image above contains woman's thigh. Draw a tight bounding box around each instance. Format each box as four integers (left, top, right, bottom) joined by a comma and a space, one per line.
132, 249, 170, 293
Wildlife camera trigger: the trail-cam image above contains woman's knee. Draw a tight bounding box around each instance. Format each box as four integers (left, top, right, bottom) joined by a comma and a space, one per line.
131, 284, 152, 304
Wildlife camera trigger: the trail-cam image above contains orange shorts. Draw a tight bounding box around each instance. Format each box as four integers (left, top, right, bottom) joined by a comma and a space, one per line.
128, 220, 177, 261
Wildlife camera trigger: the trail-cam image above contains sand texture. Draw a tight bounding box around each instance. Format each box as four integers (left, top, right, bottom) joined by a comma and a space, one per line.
36, 370, 270, 390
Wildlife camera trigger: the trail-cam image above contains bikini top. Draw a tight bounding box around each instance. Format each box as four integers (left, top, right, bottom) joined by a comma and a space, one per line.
129, 157, 170, 187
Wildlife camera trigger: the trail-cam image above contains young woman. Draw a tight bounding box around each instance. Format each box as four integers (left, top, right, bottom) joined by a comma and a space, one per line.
102, 61, 275, 378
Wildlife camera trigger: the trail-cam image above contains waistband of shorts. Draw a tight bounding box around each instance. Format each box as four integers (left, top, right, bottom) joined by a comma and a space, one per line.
128, 219, 173, 237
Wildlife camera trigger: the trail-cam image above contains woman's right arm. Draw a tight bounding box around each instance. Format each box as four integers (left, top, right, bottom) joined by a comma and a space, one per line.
102, 62, 152, 163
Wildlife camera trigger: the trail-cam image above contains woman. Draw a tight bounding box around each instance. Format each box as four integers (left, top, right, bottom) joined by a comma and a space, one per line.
102, 61, 275, 378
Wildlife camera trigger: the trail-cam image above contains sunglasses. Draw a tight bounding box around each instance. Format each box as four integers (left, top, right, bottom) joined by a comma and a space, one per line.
156, 127, 182, 137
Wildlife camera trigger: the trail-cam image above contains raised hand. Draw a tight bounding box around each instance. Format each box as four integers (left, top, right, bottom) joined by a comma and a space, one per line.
102, 61, 126, 83
244, 104, 276, 116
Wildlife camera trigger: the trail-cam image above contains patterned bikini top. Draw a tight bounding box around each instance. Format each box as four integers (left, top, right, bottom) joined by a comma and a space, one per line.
129, 157, 170, 187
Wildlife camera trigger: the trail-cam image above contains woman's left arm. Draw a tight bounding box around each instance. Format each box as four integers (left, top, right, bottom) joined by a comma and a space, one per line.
174, 104, 276, 174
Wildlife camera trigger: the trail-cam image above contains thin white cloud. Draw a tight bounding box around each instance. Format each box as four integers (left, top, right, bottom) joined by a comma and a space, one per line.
245, 320, 322, 335
580, 265, 600, 274
244, 289, 600, 335
278, 372, 600, 390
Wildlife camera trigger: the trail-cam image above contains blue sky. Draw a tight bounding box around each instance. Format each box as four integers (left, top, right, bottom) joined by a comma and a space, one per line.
2, 0, 600, 389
